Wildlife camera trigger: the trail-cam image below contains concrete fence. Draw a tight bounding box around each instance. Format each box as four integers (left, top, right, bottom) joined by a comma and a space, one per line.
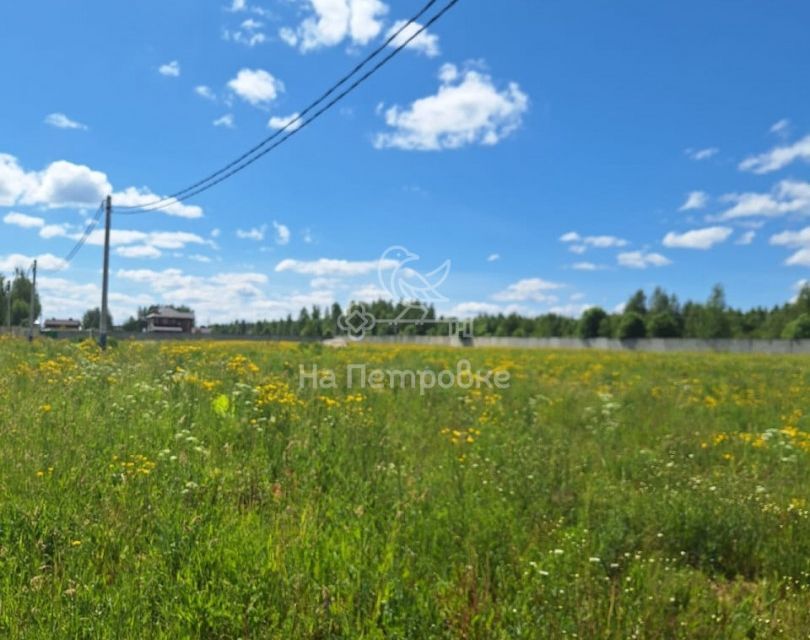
360, 335, 810, 354
8, 330, 810, 354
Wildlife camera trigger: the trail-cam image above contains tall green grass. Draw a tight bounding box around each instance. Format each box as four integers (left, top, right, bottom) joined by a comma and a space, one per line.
0, 337, 808, 638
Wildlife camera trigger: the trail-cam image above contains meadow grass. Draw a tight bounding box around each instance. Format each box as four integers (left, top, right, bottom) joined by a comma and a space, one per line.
0, 336, 809, 638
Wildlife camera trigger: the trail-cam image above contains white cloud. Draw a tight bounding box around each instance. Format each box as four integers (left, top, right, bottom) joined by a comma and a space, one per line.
273, 221, 290, 245
227, 68, 284, 106
188, 254, 212, 263
213, 114, 235, 128
770, 226, 810, 249
310, 277, 341, 289
739, 135, 810, 174
571, 262, 604, 271
116, 245, 162, 259
32, 227, 211, 264
44, 113, 88, 130
373, 64, 529, 151
770, 118, 791, 137
736, 230, 756, 246
785, 249, 810, 267
486, 253, 500, 262
385, 19, 439, 57
39, 223, 71, 239
21, 160, 110, 209
3, 211, 44, 228
549, 303, 593, 318
0, 154, 35, 205
582, 235, 628, 248
113, 186, 203, 219
158, 61, 181, 77
770, 226, 810, 265
716, 180, 810, 220
449, 301, 505, 317
278, 27, 298, 46
210, 228, 221, 238
222, 21, 267, 47
268, 113, 302, 131
113, 267, 326, 323
280, 0, 388, 52
275, 257, 396, 277
0, 155, 203, 217
236, 225, 267, 241
617, 251, 671, 269
679, 190, 708, 211
559, 231, 627, 250
0, 253, 68, 273
195, 85, 216, 101
685, 147, 718, 161
662, 226, 733, 250
351, 283, 389, 300
492, 278, 563, 303
143, 233, 207, 249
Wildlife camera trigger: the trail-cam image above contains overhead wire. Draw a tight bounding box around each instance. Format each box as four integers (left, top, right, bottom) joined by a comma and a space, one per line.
115, 0, 443, 212
115, 0, 459, 215
58, 200, 105, 268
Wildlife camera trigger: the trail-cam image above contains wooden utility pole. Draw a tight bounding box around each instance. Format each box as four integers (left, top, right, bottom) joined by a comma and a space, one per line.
100, 195, 112, 349
5, 281, 10, 335
27, 259, 37, 342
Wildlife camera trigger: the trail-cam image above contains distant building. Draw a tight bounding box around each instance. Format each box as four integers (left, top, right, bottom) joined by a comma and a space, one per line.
145, 306, 195, 333
43, 318, 81, 331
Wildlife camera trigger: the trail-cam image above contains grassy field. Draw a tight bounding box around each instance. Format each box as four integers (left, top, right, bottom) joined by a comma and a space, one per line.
1, 337, 809, 638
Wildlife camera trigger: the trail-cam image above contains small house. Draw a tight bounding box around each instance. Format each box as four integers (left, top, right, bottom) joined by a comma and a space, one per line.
145, 306, 195, 333
43, 318, 81, 331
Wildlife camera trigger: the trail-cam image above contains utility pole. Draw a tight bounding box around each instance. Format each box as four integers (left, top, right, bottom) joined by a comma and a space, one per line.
27, 259, 37, 342
5, 281, 10, 336
100, 195, 112, 349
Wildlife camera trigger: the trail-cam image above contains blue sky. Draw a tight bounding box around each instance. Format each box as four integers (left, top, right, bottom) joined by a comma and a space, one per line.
1, 0, 810, 324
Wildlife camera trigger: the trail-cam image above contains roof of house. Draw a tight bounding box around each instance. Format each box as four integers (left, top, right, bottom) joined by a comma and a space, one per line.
44, 318, 81, 325
145, 306, 195, 320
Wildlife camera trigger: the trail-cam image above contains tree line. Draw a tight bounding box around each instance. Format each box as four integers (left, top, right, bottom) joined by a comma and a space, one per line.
4, 267, 809, 340
0, 269, 41, 327
209, 283, 810, 340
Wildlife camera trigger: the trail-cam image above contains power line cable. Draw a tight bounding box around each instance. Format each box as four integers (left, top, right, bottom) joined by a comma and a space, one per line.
116, 0, 459, 215
116, 0, 442, 212
58, 200, 105, 267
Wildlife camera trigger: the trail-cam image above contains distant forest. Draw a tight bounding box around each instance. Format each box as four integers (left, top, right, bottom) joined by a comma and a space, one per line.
3, 268, 808, 340
207, 283, 810, 340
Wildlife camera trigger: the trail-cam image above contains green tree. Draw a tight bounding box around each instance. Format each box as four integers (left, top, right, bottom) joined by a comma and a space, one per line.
647, 312, 682, 338
121, 316, 141, 332
625, 290, 648, 316
0, 277, 8, 326
618, 312, 647, 339
82, 308, 114, 330
8, 269, 41, 326
649, 287, 678, 315
11, 300, 30, 327
702, 284, 732, 338
781, 313, 810, 339
578, 307, 608, 339
795, 284, 810, 315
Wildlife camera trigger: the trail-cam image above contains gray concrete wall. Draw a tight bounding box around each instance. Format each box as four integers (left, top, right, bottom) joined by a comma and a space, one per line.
22, 331, 810, 354
361, 335, 810, 354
